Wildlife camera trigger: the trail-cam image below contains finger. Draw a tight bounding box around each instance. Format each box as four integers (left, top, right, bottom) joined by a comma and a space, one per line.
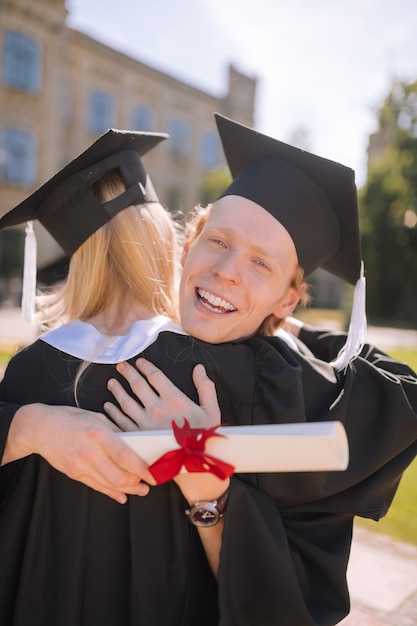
86, 479, 150, 504
84, 465, 153, 499
103, 399, 142, 432
107, 377, 146, 425
192, 364, 221, 425
124, 482, 151, 497
116, 361, 160, 408
135, 357, 186, 401
72, 429, 156, 490
82, 461, 154, 501
108, 438, 157, 487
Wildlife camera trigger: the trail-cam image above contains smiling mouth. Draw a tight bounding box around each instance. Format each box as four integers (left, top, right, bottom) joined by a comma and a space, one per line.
197, 288, 236, 314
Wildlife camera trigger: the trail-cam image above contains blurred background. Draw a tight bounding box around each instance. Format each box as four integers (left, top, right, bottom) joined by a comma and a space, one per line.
0, 0, 416, 330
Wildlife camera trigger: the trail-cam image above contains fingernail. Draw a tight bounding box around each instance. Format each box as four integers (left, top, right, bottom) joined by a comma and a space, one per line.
137, 483, 150, 496
107, 380, 114, 390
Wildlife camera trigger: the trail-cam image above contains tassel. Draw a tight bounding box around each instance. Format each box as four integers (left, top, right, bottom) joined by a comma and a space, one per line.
330, 262, 367, 372
21, 221, 37, 323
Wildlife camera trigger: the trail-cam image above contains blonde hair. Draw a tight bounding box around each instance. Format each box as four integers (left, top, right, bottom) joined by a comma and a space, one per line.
36, 170, 181, 405
185, 203, 310, 335
37, 170, 181, 329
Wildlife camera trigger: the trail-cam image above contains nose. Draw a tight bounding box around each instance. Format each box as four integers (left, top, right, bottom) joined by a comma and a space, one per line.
211, 250, 241, 283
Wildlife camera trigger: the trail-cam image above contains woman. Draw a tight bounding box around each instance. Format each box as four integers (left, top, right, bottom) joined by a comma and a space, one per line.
0, 128, 233, 625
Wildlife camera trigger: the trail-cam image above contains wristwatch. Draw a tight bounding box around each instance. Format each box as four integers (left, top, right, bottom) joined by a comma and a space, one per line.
185, 487, 230, 527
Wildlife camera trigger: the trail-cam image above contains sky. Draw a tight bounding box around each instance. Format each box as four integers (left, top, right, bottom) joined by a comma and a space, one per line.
67, 0, 417, 188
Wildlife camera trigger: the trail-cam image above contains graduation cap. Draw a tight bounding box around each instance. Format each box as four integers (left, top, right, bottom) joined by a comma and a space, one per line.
0, 128, 168, 321
0, 128, 168, 256
214, 113, 366, 370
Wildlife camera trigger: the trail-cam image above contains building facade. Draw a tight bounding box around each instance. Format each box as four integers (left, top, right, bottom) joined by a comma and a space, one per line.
0, 0, 256, 297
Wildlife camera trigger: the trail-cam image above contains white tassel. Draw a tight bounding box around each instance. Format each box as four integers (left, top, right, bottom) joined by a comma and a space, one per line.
330, 262, 367, 372
21, 221, 37, 323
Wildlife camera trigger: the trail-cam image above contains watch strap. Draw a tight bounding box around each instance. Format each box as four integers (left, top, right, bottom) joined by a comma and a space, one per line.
212, 486, 230, 515
185, 486, 230, 526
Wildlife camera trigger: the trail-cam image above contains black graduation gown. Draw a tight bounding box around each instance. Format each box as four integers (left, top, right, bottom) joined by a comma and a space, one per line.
0, 329, 416, 626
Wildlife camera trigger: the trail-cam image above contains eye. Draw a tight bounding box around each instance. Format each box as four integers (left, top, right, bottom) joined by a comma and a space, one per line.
253, 258, 270, 270
208, 237, 227, 248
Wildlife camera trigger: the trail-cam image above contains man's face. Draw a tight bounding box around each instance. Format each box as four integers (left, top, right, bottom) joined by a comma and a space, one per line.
179, 195, 300, 343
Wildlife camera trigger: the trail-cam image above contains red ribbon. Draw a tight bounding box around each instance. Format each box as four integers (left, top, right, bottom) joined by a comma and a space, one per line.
148, 419, 235, 484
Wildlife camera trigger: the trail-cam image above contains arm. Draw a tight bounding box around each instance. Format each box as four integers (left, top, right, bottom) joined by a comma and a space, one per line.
106, 358, 353, 623
284, 316, 402, 367
218, 480, 352, 625
105, 358, 229, 576
0, 344, 157, 503
2, 402, 155, 503
283, 316, 350, 361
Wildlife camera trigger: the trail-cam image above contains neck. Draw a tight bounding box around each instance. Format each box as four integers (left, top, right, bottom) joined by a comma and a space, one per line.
85, 299, 156, 336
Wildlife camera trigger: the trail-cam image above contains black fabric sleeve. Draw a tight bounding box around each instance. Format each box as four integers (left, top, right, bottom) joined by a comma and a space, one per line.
298, 324, 349, 362
251, 335, 417, 521
218, 478, 352, 626
297, 323, 406, 369
0, 403, 20, 462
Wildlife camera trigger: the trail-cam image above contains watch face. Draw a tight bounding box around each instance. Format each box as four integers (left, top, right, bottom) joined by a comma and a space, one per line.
189, 503, 220, 527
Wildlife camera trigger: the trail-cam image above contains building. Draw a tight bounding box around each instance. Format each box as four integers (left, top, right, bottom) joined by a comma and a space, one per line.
0, 0, 256, 297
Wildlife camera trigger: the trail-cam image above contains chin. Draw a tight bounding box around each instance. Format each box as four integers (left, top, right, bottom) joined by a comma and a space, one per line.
182, 321, 226, 344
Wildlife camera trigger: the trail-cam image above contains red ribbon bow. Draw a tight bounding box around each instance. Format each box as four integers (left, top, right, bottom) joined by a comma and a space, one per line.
148, 419, 235, 484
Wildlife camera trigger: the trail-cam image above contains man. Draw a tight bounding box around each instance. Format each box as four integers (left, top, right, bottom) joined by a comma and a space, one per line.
1, 116, 416, 625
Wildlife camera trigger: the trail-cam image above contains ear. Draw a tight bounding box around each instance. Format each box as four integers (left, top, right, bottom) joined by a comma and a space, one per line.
180, 240, 191, 268
272, 286, 301, 319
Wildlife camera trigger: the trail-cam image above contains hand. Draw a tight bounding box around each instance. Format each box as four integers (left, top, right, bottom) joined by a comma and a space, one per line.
4, 403, 156, 504
104, 358, 221, 431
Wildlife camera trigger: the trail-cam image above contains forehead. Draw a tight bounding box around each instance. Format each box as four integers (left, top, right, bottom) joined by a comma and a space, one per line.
206, 195, 297, 259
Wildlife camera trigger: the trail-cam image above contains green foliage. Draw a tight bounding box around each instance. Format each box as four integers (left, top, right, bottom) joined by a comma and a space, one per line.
356, 346, 417, 544
357, 457, 417, 545
389, 348, 417, 372
0, 349, 12, 367
199, 167, 232, 206
360, 79, 417, 327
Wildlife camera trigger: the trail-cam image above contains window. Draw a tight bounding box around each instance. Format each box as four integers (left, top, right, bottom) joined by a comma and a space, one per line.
200, 131, 221, 170
168, 119, 191, 158
3, 30, 42, 94
88, 90, 115, 134
0, 127, 37, 187
131, 105, 155, 131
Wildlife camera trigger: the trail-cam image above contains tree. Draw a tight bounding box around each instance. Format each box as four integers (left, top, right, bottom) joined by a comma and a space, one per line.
199, 168, 232, 206
360, 80, 417, 327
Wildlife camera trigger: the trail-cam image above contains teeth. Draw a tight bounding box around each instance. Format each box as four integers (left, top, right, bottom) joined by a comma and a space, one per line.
198, 289, 236, 312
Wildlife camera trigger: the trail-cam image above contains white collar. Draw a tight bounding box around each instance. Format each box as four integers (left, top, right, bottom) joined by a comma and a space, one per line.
275, 328, 300, 351
40, 316, 187, 363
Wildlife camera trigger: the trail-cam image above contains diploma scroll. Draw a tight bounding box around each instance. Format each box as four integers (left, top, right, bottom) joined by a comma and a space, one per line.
119, 421, 349, 473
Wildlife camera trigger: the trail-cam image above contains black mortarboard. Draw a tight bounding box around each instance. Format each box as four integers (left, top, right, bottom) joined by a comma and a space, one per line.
0, 128, 167, 324
215, 113, 362, 285
0, 128, 168, 256
214, 114, 366, 371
